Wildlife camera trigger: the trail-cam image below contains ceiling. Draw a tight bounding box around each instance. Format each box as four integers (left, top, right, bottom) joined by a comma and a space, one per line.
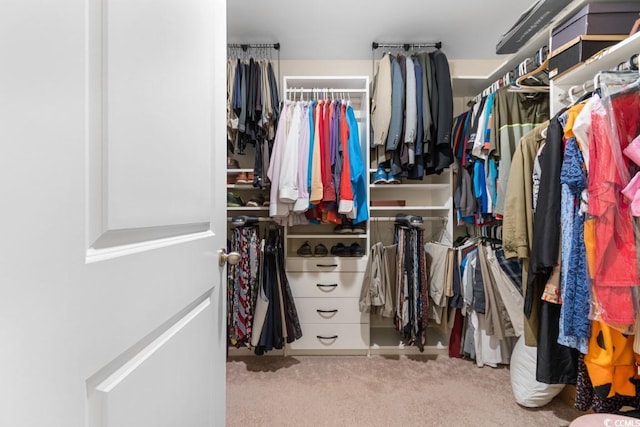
227, 0, 541, 61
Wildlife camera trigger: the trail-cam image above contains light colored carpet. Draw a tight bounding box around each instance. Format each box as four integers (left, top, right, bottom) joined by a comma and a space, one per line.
226, 354, 583, 427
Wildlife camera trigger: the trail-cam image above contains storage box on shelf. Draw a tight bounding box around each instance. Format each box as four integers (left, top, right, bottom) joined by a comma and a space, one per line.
548, 34, 627, 80
550, 1, 640, 51
550, 30, 640, 115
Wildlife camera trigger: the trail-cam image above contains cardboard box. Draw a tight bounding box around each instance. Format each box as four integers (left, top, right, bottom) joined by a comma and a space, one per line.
549, 35, 627, 79
551, 2, 640, 51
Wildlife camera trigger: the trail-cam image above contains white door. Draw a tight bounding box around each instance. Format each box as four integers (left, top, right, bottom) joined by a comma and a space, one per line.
0, 1, 228, 426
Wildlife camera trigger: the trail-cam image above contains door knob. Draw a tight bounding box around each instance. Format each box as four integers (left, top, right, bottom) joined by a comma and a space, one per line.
218, 248, 241, 267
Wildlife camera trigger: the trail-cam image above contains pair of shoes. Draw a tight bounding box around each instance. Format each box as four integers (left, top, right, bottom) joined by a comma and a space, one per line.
371, 166, 400, 184
246, 194, 266, 207
227, 191, 245, 207
314, 243, 328, 256
231, 215, 259, 227
296, 242, 328, 257
235, 172, 254, 185
330, 242, 364, 257
395, 214, 424, 228
333, 221, 366, 234
352, 222, 366, 234
227, 157, 240, 169
386, 173, 401, 184
372, 167, 387, 184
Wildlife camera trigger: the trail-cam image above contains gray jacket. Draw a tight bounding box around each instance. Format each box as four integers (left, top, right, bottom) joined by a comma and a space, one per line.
385, 56, 405, 152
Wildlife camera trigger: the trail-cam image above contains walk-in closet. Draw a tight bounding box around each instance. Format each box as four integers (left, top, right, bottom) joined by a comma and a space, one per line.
7, 0, 640, 426
225, 1, 640, 426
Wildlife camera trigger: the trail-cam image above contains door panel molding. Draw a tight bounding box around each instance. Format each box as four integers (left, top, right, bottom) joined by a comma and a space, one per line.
85, 226, 213, 264
86, 290, 214, 427
86, 0, 214, 257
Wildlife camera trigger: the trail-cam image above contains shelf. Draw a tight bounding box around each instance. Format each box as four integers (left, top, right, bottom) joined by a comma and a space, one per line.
226, 206, 269, 211
227, 168, 253, 173
552, 31, 640, 87
368, 326, 448, 356
226, 184, 269, 189
287, 234, 367, 239
370, 205, 450, 211
370, 183, 449, 190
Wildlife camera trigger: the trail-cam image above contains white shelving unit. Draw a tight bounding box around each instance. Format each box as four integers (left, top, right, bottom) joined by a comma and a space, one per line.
281, 75, 372, 356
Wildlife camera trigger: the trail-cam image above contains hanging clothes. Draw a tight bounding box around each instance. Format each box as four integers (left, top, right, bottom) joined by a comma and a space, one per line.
360, 242, 397, 318
227, 224, 302, 354
227, 225, 261, 348
392, 224, 429, 351
227, 55, 280, 188
370, 49, 454, 179
269, 96, 368, 228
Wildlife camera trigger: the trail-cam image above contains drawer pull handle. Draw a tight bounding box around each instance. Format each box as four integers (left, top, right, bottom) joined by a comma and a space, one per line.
316, 283, 338, 289
316, 263, 338, 268
316, 335, 338, 340
316, 309, 338, 314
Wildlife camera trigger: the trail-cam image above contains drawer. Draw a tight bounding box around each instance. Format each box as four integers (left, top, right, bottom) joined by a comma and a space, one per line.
294, 297, 368, 324
286, 256, 367, 272
287, 323, 369, 350
287, 272, 364, 298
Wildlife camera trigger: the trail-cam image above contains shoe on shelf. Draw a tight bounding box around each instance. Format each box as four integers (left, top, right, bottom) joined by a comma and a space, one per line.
333, 222, 353, 234
234, 172, 249, 185
246, 194, 266, 207
386, 172, 401, 184
314, 243, 328, 257
330, 243, 348, 257
227, 157, 240, 169
227, 191, 245, 207
297, 241, 312, 257
227, 158, 240, 184
351, 221, 367, 234
349, 243, 364, 257
372, 167, 387, 184
239, 172, 254, 184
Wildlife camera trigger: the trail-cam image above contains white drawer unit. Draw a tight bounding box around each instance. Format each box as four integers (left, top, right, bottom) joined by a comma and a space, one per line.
287, 323, 370, 351
286, 256, 368, 273
287, 272, 364, 298
284, 250, 369, 353
294, 298, 367, 324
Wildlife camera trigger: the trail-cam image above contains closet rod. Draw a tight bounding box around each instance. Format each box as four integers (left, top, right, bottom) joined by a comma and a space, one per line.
372, 41, 442, 51
228, 42, 281, 97
226, 217, 273, 222
285, 88, 367, 93
227, 43, 280, 51
369, 216, 447, 222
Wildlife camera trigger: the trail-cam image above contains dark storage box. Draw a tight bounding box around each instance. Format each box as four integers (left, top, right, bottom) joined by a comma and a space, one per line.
496, 0, 573, 54
549, 35, 627, 79
551, 2, 640, 51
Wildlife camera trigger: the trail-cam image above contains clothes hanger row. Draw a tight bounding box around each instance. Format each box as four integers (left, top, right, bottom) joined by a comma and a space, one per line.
470, 46, 550, 105
227, 43, 280, 60
564, 56, 640, 105
286, 88, 352, 102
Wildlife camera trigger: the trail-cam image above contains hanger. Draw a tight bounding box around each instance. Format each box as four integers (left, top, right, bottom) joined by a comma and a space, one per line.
514, 57, 549, 89
594, 69, 639, 98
